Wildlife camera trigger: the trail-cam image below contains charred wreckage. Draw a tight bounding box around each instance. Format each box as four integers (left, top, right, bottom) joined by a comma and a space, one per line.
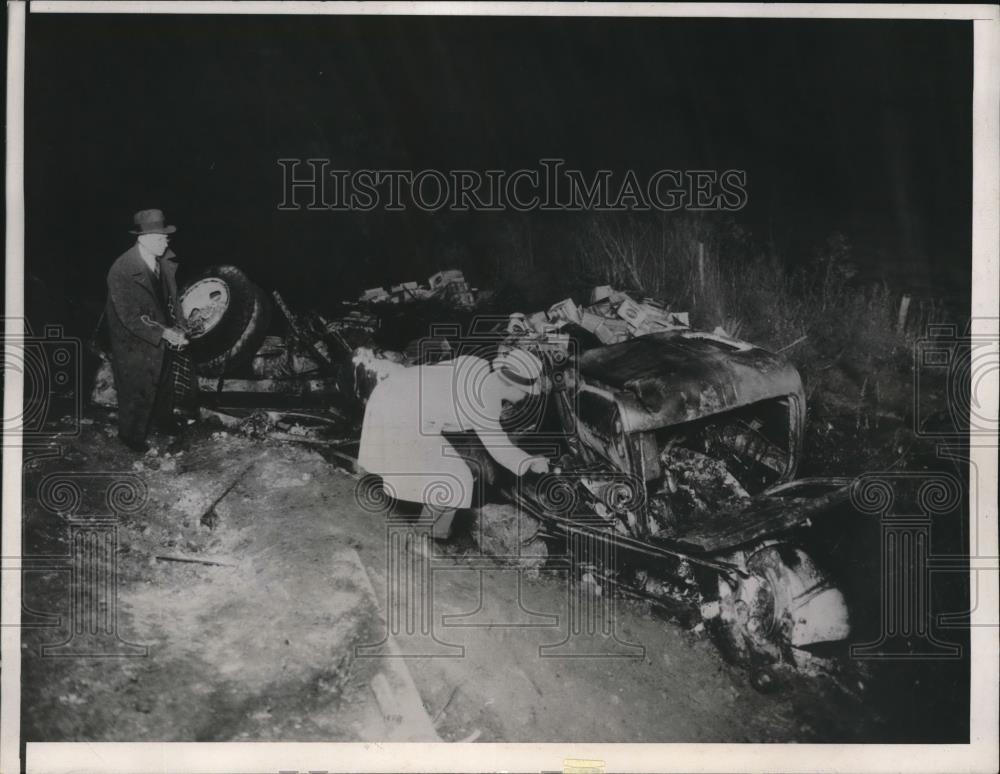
93, 264, 854, 683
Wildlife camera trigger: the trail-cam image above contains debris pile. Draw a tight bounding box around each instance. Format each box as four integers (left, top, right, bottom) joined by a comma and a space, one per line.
237, 409, 274, 439
655, 446, 751, 525
250, 336, 324, 379
91, 264, 693, 431
357, 269, 481, 308
323, 309, 379, 342
535, 285, 690, 346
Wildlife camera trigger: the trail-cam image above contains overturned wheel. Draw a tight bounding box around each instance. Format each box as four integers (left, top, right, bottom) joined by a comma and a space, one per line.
180, 266, 272, 376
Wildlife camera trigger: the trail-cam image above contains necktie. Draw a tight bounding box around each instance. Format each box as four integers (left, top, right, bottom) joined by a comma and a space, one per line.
152, 260, 169, 318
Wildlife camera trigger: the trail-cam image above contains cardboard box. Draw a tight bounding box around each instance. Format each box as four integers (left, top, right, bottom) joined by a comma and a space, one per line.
579, 309, 608, 334
548, 297, 582, 325
429, 269, 466, 289
591, 317, 631, 344
615, 295, 651, 329
590, 285, 614, 304
360, 287, 389, 303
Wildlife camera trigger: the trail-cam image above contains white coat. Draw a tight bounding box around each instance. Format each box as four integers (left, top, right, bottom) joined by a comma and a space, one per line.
358, 355, 533, 509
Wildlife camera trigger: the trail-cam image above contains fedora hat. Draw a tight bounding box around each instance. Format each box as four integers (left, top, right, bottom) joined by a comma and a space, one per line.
130, 209, 177, 235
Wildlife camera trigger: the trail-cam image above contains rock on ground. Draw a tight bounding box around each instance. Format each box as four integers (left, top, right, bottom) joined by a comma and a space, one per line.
472, 502, 548, 572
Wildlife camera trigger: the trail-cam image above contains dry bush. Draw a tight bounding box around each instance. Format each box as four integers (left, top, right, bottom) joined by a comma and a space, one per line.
563, 213, 921, 365
477, 210, 960, 471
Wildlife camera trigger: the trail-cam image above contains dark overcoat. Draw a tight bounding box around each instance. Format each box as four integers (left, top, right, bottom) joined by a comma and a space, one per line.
105, 244, 180, 442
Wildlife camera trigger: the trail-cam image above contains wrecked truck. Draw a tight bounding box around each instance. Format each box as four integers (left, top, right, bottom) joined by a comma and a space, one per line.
134, 264, 854, 679
433, 322, 853, 679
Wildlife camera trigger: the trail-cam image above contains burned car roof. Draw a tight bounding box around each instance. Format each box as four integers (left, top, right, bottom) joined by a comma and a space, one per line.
576, 330, 804, 432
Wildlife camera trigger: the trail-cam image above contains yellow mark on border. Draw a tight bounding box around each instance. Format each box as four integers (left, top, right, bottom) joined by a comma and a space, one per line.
564, 759, 605, 774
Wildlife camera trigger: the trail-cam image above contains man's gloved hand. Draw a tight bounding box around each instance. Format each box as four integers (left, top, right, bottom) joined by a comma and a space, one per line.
161, 327, 189, 350
524, 455, 550, 475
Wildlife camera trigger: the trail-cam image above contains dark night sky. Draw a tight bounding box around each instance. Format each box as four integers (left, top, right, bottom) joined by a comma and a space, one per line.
24, 13, 972, 330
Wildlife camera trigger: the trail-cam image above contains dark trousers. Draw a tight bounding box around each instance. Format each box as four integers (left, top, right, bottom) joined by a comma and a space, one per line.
150, 348, 178, 426
118, 350, 176, 446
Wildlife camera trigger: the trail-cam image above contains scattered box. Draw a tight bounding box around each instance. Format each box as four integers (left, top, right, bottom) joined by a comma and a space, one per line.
527, 311, 549, 332
578, 310, 606, 334
589, 317, 630, 344
548, 297, 582, 325
590, 285, 614, 304
360, 287, 390, 303
615, 295, 652, 329
429, 269, 466, 289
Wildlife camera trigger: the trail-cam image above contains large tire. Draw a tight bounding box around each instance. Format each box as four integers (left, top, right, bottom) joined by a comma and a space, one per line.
195, 286, 272, 377
179, 266, 271, 377
181, 266, 255, 358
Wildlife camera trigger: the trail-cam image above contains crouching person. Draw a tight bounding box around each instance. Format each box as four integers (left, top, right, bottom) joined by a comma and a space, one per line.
358, 349, 548, 540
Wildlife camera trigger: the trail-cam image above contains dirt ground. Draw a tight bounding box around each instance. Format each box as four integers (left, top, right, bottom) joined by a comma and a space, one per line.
18, 404, 966, 743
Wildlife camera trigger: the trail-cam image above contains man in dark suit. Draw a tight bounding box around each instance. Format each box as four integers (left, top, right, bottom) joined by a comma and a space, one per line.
105, 209, 190, 452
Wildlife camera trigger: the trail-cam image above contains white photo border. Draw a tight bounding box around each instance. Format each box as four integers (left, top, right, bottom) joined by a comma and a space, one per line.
4, 2, 998, 773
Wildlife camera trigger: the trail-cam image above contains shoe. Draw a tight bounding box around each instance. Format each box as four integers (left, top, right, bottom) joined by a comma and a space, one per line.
120, 435, 150, 453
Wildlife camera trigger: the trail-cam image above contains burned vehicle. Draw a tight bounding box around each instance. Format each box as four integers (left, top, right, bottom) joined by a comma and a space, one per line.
442, 322, 854, 678
161, 268, 854, 678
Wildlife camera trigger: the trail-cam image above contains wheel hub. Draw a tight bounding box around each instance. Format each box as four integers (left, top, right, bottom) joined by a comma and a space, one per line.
179, 278, 231, 337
